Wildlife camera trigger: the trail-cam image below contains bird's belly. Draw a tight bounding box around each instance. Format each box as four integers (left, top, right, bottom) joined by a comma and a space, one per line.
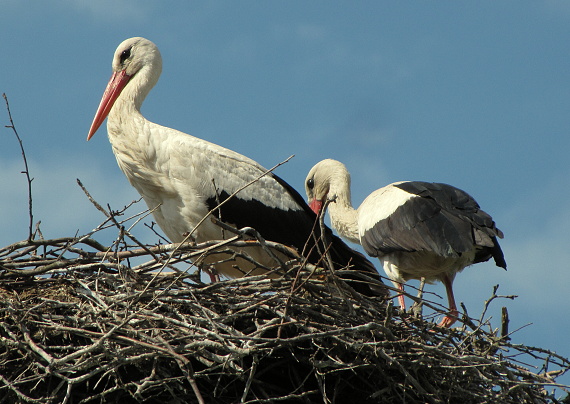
380, 250, 476, 284
141, 193, 293, 279
139, 192, 214, 243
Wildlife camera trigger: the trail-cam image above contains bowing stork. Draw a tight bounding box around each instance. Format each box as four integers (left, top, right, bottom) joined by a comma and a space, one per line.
86, 37, 388, 297
305, 159, 506, 327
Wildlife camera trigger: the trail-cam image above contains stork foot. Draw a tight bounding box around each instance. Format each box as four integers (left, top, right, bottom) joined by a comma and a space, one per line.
437, 309, 459, 328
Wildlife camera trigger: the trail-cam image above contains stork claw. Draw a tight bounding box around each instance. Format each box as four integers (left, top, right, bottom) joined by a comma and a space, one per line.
437, 309, 459, 328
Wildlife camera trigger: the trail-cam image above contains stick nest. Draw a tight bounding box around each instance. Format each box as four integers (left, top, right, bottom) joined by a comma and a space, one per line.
0, 224, 568, 404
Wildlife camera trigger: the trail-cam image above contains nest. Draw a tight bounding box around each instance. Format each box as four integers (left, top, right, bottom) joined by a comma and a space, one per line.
0, 203, 569, 404
1, 95, 569, 401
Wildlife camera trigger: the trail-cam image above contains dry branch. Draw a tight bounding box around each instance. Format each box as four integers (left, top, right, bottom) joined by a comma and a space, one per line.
3, 93, 34, 240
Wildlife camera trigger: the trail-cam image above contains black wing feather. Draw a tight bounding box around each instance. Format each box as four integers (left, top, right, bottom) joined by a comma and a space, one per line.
361, 181, 506, 269
206, 172, 389, 296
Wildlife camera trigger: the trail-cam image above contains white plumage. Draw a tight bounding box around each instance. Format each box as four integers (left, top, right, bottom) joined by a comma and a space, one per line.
305, 159, 506, 327
87, 38, 387, 296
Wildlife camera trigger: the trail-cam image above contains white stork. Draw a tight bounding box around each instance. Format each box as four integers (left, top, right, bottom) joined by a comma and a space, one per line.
305, 159, 506, 327
87, 37, 388, 297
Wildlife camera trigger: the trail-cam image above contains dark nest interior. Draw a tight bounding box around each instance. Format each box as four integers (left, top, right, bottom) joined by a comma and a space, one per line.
0, 207, 569, 404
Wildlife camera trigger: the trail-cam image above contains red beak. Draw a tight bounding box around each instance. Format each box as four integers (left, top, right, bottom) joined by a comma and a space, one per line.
87, 70, 131, 140
309, 199, 323, 215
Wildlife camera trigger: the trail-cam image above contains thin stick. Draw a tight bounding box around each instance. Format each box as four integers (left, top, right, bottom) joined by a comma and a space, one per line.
318, 196, 337, 275
3, 93, 34, 240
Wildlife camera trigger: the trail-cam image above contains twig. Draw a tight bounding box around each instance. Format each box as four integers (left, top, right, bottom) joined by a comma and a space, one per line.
3, 93, 34, 241
318, 196, 337, 275
76, 179, 110, 218
479, 284, 518, 325
157, 336, 205, 404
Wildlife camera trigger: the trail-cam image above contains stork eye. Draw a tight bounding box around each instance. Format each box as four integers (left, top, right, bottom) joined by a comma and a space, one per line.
120, 48, 132, 64
307, 178, 314, 190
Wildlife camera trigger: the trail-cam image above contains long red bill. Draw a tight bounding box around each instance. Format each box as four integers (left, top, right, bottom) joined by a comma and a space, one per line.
87, 70, 131, 140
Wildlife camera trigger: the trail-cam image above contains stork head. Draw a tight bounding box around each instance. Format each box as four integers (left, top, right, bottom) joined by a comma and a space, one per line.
305, 159, 351, 214
87, 37, 163, 140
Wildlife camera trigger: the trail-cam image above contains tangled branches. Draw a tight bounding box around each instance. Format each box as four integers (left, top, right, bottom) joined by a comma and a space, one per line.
0, 210, 568, 403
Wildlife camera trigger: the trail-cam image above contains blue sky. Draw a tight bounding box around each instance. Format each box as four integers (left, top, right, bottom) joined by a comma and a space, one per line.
2, 1, 569, 391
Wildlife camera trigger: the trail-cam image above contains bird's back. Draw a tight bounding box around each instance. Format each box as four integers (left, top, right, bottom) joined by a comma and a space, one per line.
359, 181, 506, 270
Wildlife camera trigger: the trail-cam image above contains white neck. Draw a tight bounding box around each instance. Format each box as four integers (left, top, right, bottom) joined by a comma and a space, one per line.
326, 171, 360, 244
104, 66, 166, 194
107, 65, 160, 152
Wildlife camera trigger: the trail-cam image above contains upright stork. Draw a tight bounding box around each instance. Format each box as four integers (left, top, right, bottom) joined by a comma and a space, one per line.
305, 159, 506, 326
87, 37, 387, 297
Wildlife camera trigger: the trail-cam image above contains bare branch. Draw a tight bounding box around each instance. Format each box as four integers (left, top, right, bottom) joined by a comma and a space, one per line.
3, 93, 34, 240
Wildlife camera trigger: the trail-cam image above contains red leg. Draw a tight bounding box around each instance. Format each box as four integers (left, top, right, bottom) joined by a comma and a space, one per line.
204, 266, 219, 283
438, 274, 459, 328
396, 282, 407, 312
